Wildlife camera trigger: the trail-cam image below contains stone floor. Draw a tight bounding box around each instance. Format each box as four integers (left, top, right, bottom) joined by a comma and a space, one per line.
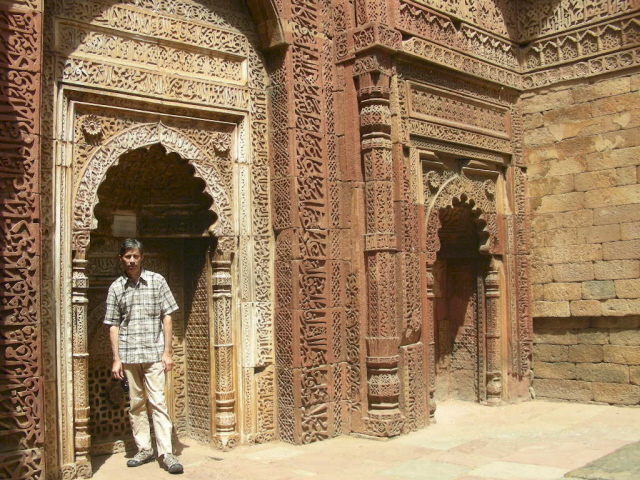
90, 400, 640, 480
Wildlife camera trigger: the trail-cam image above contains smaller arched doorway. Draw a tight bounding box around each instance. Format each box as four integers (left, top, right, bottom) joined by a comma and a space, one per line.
432, 194, 491, 403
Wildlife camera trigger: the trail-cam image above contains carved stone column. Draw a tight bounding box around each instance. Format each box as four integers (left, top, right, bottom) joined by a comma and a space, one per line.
485, 259, 502, 405
355, 52, 404, 437
71, 256, 92, 477
425, 263, 437, 419
211, 244, 239, 450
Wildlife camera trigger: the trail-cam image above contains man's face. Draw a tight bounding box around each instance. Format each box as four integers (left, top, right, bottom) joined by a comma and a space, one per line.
119, 248, 143, 278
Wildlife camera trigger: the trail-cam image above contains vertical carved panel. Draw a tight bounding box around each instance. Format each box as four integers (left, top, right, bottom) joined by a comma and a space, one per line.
0, 3, 43, 477
185, 252, 211, 444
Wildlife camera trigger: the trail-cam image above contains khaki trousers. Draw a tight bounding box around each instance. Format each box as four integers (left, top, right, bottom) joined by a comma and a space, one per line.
123, 362, 173, 456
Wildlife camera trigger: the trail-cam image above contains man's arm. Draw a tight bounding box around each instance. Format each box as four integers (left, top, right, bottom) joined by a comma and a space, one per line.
109, 325, 124, 380
161, 315, 174, 372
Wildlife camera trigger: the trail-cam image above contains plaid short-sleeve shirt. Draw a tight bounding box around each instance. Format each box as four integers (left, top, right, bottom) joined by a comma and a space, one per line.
104, 269, 178, 364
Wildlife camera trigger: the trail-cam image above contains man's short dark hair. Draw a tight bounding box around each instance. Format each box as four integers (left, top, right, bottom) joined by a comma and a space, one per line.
119, 238, 144, 256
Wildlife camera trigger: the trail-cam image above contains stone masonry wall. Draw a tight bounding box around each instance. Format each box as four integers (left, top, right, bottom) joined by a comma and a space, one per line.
524, 70, 640, 404
534, 317, 640, 404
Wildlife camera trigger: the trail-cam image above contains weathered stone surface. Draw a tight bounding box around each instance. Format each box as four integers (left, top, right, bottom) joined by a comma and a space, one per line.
577, 328, 610, 345
534, 379, 592, 402
610, 330, 640, 346
534, 329, 578, 345
553, 263, 595, 282
615, 279, 640, 299
569, 345, 604, 363
576, 363, 628, 384
581, 280, 615, 300
534, 362, 576, 380
602, 240, 640, 261
570, 300, 602, 317
594, 260, 640, 280
604, 345, 640, 365
534, 344, 569, 362
592, 382, 640, 405
533, 301, 571, 318
544, 283, 582, 301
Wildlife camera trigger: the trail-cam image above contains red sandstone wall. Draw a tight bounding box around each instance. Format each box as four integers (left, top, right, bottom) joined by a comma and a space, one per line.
524, 71, 640, 404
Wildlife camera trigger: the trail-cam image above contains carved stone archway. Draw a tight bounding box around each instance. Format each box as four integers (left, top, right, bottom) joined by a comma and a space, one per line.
422, 166, 506, 417
43, 0, 277, 474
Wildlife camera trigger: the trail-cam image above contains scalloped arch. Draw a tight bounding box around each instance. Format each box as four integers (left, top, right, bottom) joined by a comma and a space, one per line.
424, 174, 499, 260
72, 122, 234, 252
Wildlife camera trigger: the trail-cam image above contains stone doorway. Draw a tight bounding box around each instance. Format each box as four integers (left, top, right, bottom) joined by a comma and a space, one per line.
433, 195, 494, 404
84, 144, 221, 454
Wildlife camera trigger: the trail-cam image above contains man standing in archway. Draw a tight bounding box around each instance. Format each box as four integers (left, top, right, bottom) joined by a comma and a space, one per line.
104, 238, 184, 474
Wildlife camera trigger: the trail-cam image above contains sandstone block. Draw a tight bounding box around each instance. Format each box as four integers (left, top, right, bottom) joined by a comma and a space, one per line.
581, 280, 616, 300
630, 366, 640, 385
575, 77, 631, 103
608, 145, 640, 167
610, 329, 640, 346
534, 344, 569, 362
524, 127, 556, 147
534, 329, 577, 345
544, 283, 582, 301
592, 316, 640, 329
593, 382, 640, 405
532, 284, 544, 301
599, 127, 640, 151
621, 221, 640, 241
532, 192, 585, 214
591, 91, 640, 116
533, 301, 570, 318
584, 184, 640, 209
616, 166, 637, 186
540, 245, 602, 265
576, 363, 628, 383
594, 260, 640, 280
569, 344, 604, 363
615, 279, 640, 299
578, 328, 610, 345
603, 240, 640, 261
523, 89, 574, 114
528, 175, 574, 198
544, 228, 579, 247
604, 345, 640, 364
557, 137, 598, 159
524, 112, 544, 130
543, 103, 592, 124
570, 300, 602, 317
558, 209, 595, 228
534, 379, 592, 402
535, 317, 590, 330
593, 204, 640, 225
531, 264, 554, 284
534, 362, 576, 380
553, 263, 595, 282
574, 170, 618, 192
578, 225, 621, 244
602, 299, 632, 316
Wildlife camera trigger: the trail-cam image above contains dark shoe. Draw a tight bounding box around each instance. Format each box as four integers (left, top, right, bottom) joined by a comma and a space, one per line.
163, 453, 183, 474
126, 448, 154, 467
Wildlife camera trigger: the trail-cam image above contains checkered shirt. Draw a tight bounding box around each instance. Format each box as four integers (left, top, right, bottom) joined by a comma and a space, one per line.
104, 269, 178, 364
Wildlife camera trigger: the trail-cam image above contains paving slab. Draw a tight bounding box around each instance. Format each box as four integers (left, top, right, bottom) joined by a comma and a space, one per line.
89, 400, 640, 480
565, 441, 640, 480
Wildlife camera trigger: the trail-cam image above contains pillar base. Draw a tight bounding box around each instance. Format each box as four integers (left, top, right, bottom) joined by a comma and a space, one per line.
212, 434, 240, 452
363, 410, 404, 438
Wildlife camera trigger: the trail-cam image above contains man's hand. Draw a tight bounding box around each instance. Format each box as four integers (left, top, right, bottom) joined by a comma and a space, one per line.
162, 352, 174, 372
112, 359, 124, 380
